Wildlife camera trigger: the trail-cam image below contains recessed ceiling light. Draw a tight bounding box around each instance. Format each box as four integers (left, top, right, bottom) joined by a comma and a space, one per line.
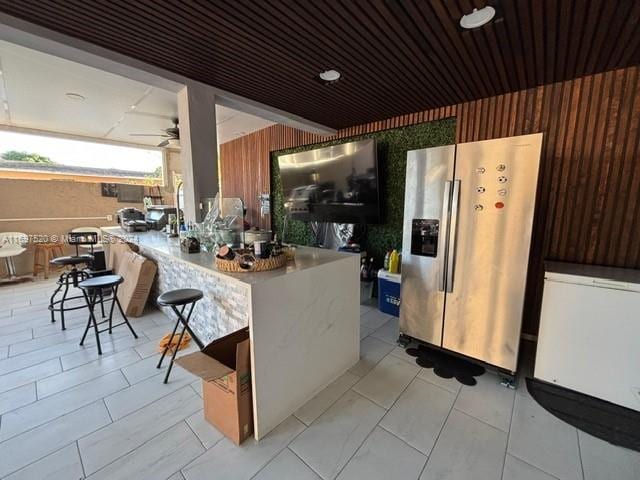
130, 104, 136, 110
65, 92, 85, 101
318, 69, 341, 84
460, 6, 496, 29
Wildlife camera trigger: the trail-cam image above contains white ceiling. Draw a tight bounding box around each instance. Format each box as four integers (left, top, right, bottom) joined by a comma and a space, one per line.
0, 40, 274, 146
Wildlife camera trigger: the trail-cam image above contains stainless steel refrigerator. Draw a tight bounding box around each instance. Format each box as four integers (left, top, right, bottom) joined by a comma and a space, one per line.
399, 133, 543, 373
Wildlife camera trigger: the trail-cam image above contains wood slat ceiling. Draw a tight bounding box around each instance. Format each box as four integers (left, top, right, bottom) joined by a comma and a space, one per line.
0, 0, 638, 129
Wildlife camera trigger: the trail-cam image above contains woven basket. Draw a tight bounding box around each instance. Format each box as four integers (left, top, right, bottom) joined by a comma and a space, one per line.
215, 252, 287, 273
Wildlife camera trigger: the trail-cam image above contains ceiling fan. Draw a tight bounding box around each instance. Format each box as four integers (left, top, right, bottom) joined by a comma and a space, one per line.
130, 117, 179, 147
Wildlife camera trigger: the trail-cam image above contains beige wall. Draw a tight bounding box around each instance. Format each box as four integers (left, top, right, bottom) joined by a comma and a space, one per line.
0, 178, 143, 276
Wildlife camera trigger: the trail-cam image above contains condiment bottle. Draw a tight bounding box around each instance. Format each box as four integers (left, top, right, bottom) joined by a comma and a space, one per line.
389, 249, 399, 274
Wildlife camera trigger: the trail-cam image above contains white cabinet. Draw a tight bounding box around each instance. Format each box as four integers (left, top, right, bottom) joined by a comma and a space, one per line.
535, 262, 640, 412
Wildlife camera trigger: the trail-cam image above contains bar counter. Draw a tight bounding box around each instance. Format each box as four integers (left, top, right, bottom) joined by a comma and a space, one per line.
101, 226, 360, 440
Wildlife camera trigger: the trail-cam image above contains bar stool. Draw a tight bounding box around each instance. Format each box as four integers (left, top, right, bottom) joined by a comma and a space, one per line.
49, 231, 106, 330
156, 288, 204, 383
48, 254, 94, 330
78, 274, 138, 355
33, 242, 65, 279
71, 227, 106, 271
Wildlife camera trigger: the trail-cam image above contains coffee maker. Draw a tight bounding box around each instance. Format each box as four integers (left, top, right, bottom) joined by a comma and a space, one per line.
116, 208, 147, 232
145, 206, 177, 231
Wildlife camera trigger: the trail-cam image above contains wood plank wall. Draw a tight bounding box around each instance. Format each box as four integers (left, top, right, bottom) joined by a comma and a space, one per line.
219, 66, 640, 335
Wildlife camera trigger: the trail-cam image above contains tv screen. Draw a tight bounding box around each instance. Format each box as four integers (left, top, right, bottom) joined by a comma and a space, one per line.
277, 139, 380, 224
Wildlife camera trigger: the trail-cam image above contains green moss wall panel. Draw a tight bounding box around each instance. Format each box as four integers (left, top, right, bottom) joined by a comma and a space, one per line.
270, 118, 456, 262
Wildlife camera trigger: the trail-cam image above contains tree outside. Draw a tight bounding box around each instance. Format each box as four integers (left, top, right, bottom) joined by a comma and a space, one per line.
1, 150, 55, 164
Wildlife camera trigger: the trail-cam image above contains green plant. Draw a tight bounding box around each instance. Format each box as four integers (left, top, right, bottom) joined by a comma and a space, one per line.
1, 150, 55, 164
270, 118, 456, 262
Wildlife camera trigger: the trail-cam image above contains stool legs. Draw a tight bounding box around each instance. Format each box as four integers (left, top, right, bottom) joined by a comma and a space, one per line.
99, 290, 106, 320
50, 268, 89, 330
80, 290, 102, 354
58, 279, 71, 331
156, 305, 184, 370
158, 302, 197, 384
113, 285, 138, 340
49, 276, 63, 324
79, 285, 137, 356
107, 288, 117, 334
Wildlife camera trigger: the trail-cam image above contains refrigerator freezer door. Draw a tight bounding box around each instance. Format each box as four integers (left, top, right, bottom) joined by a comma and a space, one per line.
400, 145, 455, 346
442, 133, 542, 371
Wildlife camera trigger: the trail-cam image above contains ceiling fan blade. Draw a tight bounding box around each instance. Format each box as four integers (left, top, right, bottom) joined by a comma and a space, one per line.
129, 133, 171, 137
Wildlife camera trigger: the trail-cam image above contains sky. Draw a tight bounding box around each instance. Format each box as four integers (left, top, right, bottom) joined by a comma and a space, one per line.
0, 130, 162, 173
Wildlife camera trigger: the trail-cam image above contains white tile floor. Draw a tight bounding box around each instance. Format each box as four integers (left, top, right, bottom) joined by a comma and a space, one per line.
0, 279, 638, 479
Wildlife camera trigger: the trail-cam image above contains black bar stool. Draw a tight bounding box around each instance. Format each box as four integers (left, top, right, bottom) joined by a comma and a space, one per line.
156, 288, 204, 383
78, 274, 138, 355
48, 254, 94, 330
49, 231, 106, 330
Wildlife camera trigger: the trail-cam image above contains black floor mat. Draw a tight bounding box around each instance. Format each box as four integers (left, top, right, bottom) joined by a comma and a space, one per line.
406, 344, 485, 386
526, 378, 640, 452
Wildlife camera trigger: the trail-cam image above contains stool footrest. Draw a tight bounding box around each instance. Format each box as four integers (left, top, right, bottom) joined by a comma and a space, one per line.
96, 322, 129, 334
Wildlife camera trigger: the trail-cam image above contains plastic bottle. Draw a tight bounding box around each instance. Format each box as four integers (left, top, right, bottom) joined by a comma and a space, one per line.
389, 249, 399, 274
360, 258, 369, 281
383, 249, 391, 270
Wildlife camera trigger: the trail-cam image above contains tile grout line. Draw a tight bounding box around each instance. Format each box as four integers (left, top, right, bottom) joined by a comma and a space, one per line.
410, 367, 461, 395
183, 416, 207, 451
506, 451, 564, 480
0, 330, 150, 378
100, 371, 192, 422
84, 417, 198, 479
31, 348, 143, 397
0, 379, 134, 444
12, 351, 140, 405
416, 378, 463, 479
76, 439, 88, 479
245, 412, 314, 480
1, 440, 80, 478
0, 382, 39, 416
500, 383, 518, 480
575, 427, 586, 480
449, 405, 511, 434
330, 356, 423, 480
274, 446, 321, 480
294, 363, 369, 426
103, 397, 114, 423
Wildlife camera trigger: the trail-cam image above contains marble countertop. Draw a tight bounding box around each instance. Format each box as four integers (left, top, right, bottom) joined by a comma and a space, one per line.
101, 227, 354, 286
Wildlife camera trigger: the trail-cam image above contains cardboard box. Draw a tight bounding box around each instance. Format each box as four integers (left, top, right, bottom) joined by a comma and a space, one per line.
176, 328, 253, 445
117, 250, 157, 317
106, 240, 156, 317
106, 239, 139, 273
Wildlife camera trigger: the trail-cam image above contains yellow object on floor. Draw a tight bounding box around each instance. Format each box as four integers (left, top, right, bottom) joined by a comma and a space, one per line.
158, 331, 191, 353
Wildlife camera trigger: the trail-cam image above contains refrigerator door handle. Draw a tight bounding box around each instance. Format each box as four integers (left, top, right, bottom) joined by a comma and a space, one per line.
438, 180, 452, 292
446, 180, 461, 293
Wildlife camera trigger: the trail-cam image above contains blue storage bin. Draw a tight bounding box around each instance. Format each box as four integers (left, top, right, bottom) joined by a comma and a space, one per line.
378, 269, 401, 317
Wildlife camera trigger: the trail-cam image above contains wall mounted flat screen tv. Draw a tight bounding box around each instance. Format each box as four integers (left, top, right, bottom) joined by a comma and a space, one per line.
277, 139, 380, 224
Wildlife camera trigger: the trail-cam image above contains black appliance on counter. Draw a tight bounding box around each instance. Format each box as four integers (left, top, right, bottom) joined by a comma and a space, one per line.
116, 208, 148, 232
145, 205, 177, 231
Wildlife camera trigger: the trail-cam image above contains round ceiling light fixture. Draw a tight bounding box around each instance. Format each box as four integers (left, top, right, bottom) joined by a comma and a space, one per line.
318, 69, 341, 84
460, 6, 496, 29
65, 92, 86, 101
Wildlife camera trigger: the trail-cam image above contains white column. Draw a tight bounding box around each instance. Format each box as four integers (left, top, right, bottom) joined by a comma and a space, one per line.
177, 82, 218, 222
